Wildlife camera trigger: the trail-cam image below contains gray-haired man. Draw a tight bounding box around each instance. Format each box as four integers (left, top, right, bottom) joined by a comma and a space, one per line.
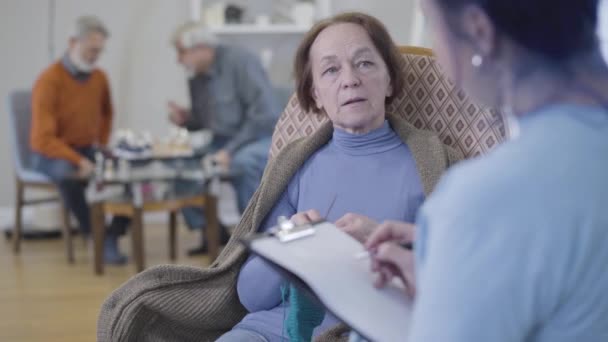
168, 22, 281, 255
30, 16, 129, 264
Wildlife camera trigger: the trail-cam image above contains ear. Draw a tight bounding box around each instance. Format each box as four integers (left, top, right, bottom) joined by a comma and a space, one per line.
460, 4, 497, 58
311, 85, 323, 110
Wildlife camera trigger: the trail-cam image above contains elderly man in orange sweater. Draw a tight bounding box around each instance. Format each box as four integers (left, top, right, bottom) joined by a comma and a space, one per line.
30, 16, 129, 264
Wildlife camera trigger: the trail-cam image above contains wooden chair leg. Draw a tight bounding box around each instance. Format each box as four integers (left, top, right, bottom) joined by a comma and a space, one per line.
131, 208, 145, 272
203, 193, 220, 262
13, 179, 24, 254
61, 204, 75, 264
92, 202, 106, 275
169, 210, 177, 261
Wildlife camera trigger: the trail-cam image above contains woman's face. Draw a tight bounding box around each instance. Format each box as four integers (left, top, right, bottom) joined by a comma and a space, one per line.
422, 0, 501, 107
309, 23, 393, 134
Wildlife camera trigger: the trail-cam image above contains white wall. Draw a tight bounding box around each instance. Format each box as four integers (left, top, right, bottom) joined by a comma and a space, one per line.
0, 0, 50, 208
332, 0, 423, 45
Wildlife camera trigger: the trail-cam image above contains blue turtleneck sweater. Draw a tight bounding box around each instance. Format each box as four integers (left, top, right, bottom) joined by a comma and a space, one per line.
234, 121, 425, 341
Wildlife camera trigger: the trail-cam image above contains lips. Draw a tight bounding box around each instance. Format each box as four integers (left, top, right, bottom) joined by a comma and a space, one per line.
342, 97, 366, 106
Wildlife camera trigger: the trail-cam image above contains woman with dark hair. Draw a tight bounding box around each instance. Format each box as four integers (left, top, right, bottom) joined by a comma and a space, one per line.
214, 12, 460, 342
365, 0, 608, 341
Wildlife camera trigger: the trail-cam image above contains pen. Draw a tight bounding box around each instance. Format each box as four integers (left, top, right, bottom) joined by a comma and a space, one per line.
354, 242, 414, 260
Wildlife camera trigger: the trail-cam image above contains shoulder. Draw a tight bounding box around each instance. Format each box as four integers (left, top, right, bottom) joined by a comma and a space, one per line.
389, 114, 463, 164
416, 146, 542, 283
388, 114, 462, 194
265, 122, 332, 176
222, 44, 258, 63
419, 126, 588, 229
423, 142, 525, 214
417, 121, 608, 292
442, 107, 608, 201
92, 68, 110, 85
221, 45, 264, 74
410, 124, 462, 163
270, 127, 331, 167
34, 62, 64, 88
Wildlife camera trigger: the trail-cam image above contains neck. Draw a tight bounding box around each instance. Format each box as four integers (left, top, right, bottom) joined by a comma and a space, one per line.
333, 115, 385, 135
503, 50, 608, 116
331, 120, 402, 156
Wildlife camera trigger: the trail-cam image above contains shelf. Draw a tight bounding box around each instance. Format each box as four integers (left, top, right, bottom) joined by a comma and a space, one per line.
208, 24, 310, 34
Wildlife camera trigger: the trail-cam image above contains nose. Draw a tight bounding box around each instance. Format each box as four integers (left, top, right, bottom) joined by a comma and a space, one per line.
341, 65, 361, 89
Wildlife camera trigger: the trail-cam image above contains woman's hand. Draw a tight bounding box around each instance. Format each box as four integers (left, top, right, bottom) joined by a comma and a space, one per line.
335, 213, 378, 243
290, 209, 323, 225
365, 221, 417, 297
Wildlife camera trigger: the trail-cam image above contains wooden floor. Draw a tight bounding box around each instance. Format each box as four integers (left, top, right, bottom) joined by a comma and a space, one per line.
0, 224, 212, 342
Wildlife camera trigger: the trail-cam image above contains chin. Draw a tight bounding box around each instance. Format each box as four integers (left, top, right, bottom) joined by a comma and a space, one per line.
335, 110, 383, 132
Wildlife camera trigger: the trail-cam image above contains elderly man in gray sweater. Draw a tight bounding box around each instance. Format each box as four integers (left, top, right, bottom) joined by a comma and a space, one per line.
168, 22, 281, 255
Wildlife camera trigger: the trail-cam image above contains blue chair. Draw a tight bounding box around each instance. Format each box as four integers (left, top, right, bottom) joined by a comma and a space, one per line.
8, 90, 74, 263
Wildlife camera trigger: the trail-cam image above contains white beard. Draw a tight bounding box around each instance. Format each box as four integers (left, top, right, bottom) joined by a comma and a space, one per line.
69, 48, 95, 73
184, 67, 197, 79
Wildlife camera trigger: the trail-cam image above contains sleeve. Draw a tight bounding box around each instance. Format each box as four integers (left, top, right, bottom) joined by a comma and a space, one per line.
237, 177, 299, 312
223, 54, 280, 154
183, 109, 201, 131
30, 73, 83, 165
183, 78, 203, 131
409, 182, 538, 342
99, 72, 114, 146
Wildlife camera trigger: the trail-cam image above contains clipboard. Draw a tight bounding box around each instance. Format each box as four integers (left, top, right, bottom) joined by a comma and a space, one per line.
239, 218, 413, 341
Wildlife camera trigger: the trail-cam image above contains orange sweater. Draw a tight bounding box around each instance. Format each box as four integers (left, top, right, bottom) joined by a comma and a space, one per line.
30, 61, 113, 165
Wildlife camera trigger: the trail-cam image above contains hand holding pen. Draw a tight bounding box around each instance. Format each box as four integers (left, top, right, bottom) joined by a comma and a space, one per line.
362, 221, 417, 298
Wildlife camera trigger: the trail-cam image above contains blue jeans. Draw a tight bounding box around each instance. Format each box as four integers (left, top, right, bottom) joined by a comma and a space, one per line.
31, 146, 129, 236
178, 136, 271, 230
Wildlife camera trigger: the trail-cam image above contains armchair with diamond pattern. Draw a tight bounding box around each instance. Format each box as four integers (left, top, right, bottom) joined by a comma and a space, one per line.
269, 46, 507, 160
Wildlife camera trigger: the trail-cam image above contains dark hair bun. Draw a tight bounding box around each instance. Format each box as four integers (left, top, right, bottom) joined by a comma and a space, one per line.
441, 0, 599, 61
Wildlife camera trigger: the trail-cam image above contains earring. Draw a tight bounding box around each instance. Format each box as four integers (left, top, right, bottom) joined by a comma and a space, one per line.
471, 54, 483, 67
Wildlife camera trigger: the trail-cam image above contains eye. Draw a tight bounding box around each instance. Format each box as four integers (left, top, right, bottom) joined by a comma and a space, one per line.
357, 60, 374, 68
322, 66, 338, 75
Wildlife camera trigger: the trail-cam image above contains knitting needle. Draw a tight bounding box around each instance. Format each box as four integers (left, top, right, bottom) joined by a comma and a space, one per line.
323, 194, 338, 220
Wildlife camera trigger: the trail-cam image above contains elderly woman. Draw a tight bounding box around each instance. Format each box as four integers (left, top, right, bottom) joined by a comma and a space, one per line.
96, 12, 458, 342
362, 0, 608, 341
216, 12, 460, 342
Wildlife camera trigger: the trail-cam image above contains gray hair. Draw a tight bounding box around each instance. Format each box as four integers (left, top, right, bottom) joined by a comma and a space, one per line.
74, 15, 109, 39
171, 21, 218, 49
